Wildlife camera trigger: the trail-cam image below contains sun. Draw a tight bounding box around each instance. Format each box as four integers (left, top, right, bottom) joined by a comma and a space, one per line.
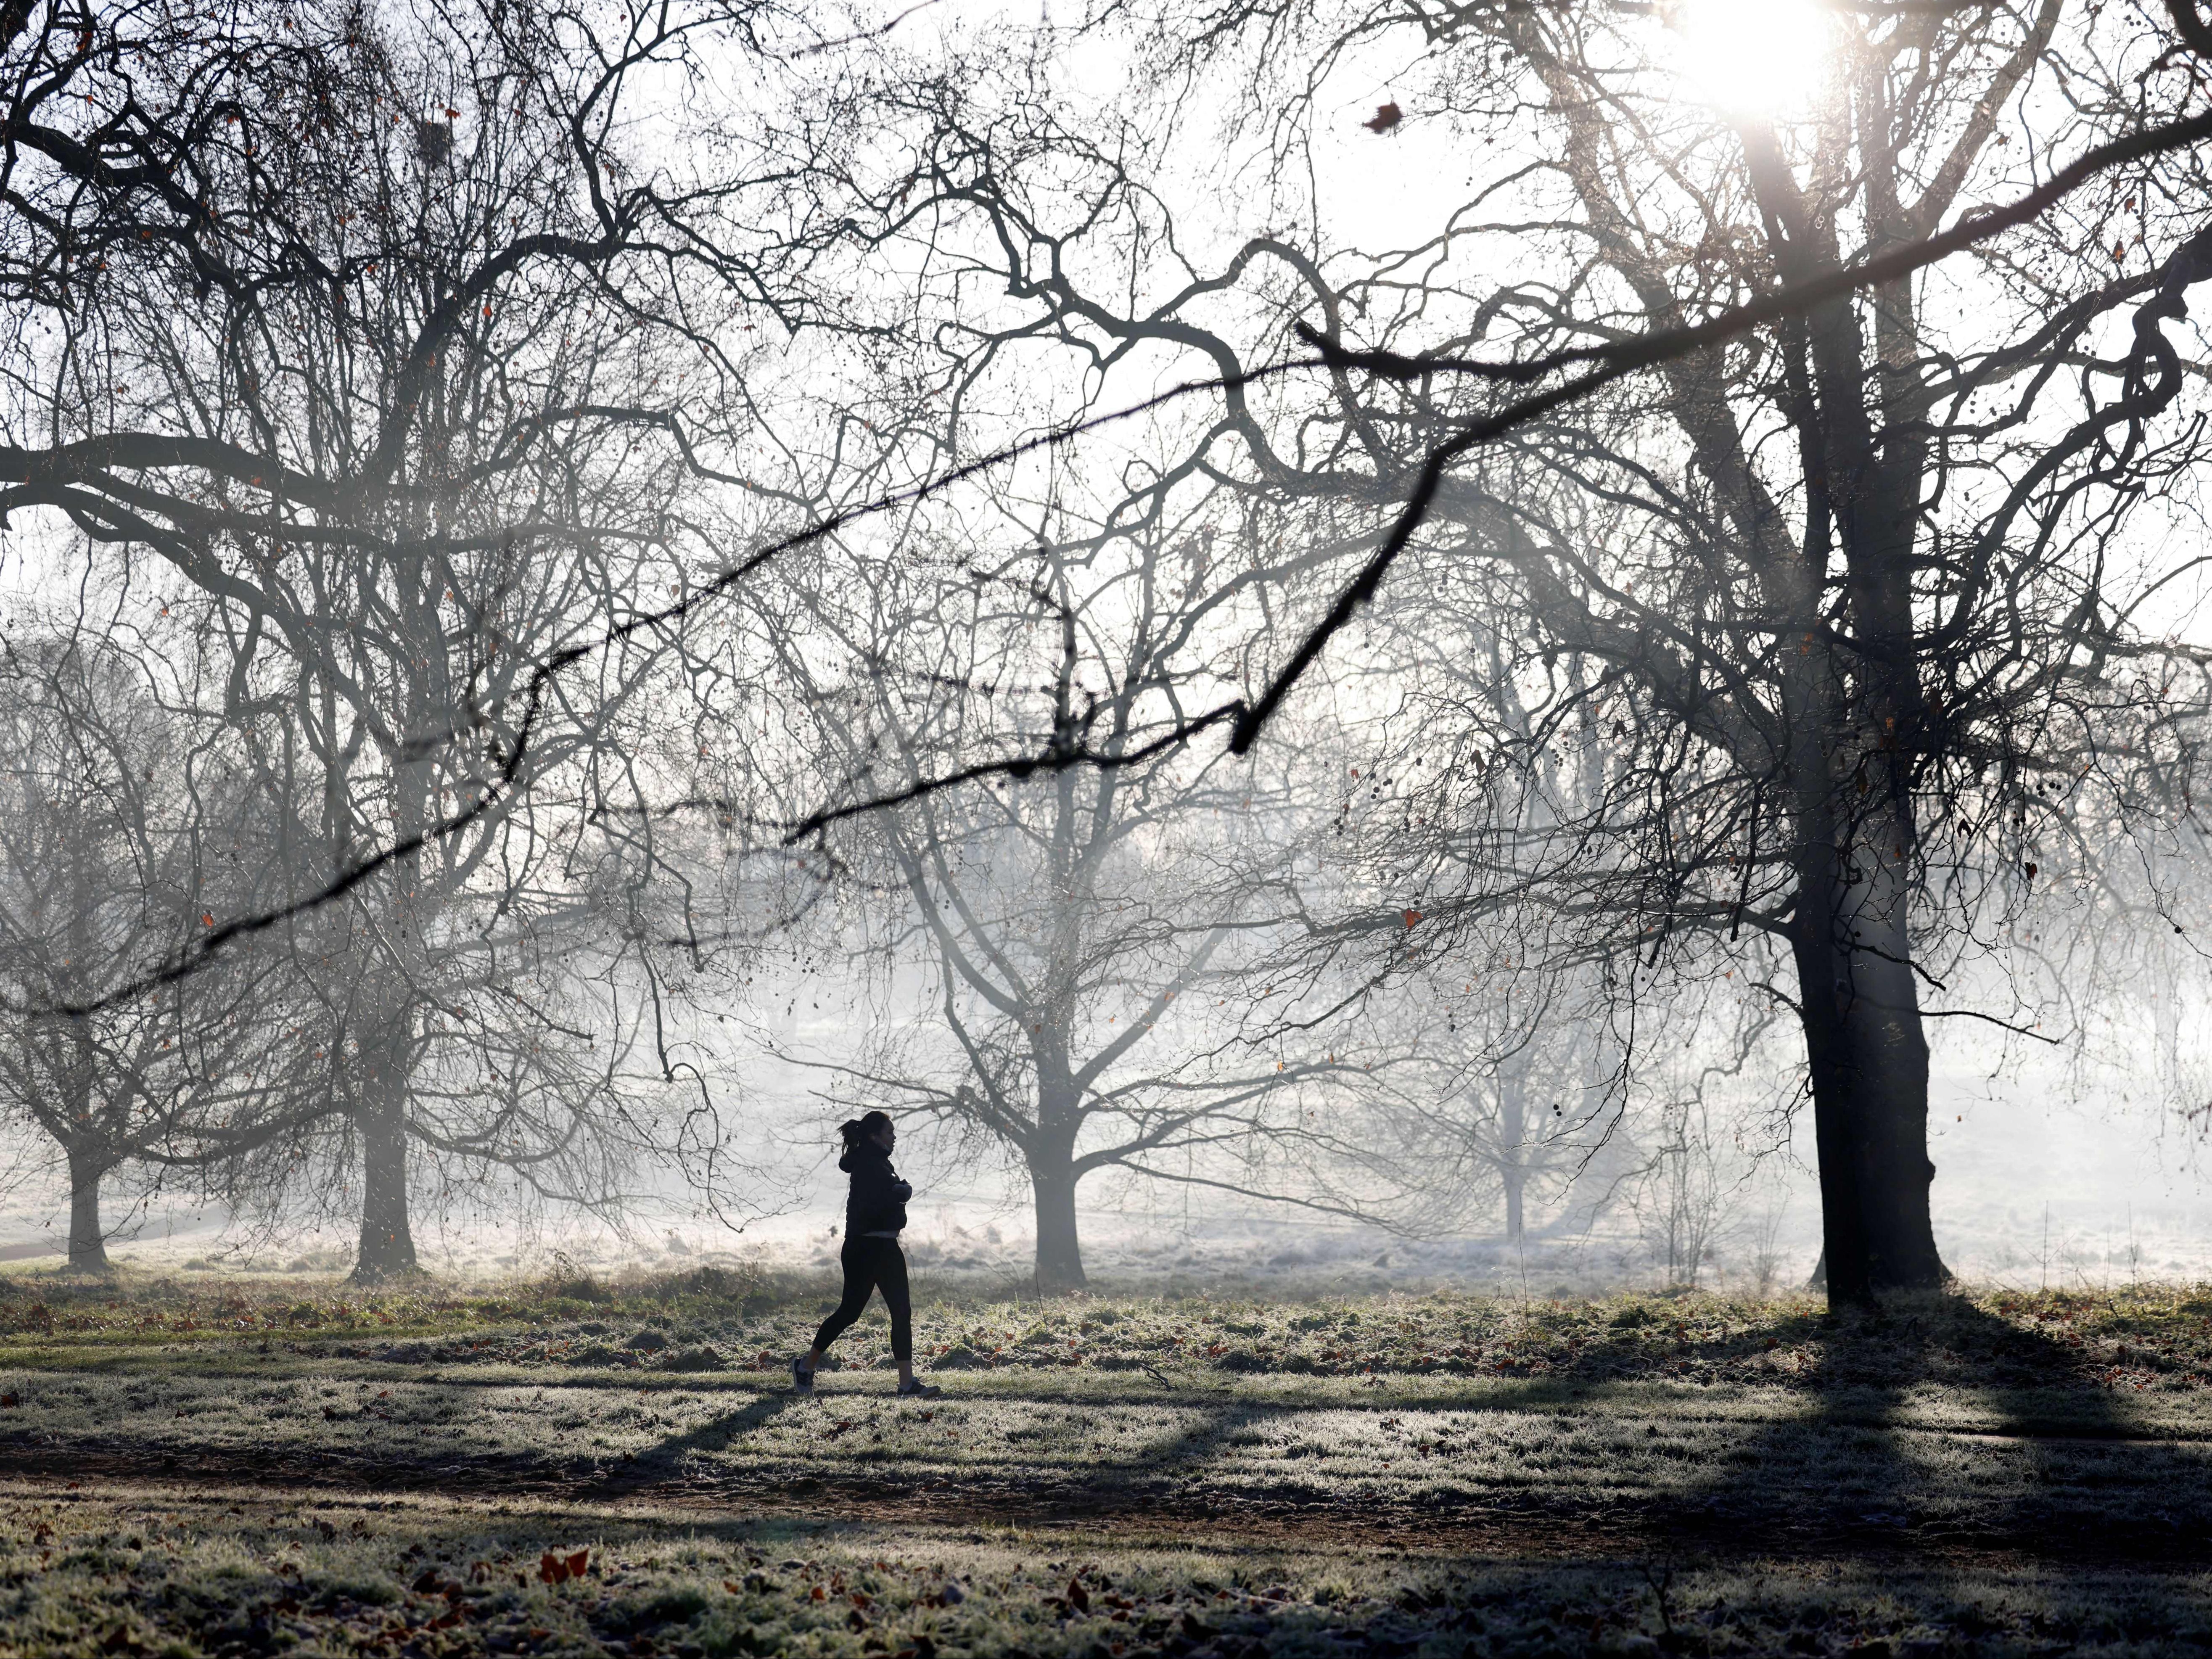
1674, 0, 1831, 117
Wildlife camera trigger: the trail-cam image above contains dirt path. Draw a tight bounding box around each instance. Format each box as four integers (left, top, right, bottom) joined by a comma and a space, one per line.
7, 1439, 2205, 1574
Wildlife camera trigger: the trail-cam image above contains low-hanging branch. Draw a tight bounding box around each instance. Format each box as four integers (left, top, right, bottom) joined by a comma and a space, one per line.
29, 92, 2212, 1023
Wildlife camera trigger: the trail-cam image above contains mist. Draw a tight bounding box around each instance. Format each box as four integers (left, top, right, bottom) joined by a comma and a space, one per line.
0, 0, 2205, 1315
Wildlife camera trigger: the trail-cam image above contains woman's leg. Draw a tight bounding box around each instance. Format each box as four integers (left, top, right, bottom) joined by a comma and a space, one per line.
804, 1239, 879, 1369
875, 1242, 914, 1387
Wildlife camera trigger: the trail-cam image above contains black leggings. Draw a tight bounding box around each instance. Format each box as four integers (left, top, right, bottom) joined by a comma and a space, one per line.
812, 1236, 911, 1364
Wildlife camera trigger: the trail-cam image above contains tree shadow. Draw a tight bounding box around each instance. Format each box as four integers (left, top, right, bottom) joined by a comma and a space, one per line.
1667, 1292, 2212, 1562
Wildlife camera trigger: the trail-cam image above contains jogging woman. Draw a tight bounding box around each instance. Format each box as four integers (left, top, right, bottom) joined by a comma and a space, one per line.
793, 1111, 941, 1398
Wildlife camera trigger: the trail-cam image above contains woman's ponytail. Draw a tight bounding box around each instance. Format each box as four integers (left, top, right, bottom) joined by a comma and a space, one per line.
838, 1110, 893, 1151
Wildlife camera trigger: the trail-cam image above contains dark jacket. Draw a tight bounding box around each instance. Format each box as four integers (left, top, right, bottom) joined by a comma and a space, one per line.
841, 1141, 911, 1237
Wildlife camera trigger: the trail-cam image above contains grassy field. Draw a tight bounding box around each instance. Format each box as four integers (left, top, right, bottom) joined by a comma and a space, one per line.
3, 1267, 2212, 1655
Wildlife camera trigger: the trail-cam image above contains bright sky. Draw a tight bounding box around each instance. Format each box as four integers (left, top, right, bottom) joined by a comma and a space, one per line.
1675, 0, 1833, 115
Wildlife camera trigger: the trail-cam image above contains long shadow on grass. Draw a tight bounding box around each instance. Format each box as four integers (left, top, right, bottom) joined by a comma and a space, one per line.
636, 1392, 1283, 1517
622, 1390, 799, 1479
1138, 1399, 1279, 1514
1671, 1294, 2212, 1561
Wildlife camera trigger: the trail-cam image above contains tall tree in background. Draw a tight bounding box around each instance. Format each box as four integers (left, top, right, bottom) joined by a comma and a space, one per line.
0, 0, 875, 1274
732, 510, 1392, 1289
0, 629, 308, 1270
867, 3, 2212, 1301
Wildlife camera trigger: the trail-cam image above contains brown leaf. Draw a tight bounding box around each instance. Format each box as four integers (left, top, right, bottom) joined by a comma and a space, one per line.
1068, 1577, 1091, 1613
1402, 909, 1424, 928
1363, 102, 1402, 134
0, 1393, 17, 1409
566, 1549, 589, 1578
538, 1551, 569, 1585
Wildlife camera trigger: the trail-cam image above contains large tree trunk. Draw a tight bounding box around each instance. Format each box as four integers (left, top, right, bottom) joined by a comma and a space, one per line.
1028, 1137, 1086, 1293
1740, 134, 1945, 1310
351, 1090, 418, 1283
1790, 808, 1945, 1306
64, 1144, 108, 1273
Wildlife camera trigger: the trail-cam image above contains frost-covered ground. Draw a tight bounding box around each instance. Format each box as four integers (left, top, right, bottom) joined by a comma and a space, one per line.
6, 1274, 2212, 1654
16, 1483, 2212, 1659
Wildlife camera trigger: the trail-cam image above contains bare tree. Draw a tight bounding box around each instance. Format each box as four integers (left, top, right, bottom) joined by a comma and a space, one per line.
0, 626, 307, 1270
837, 3, 2212, 1303
0, 0, 885, 1274
725, 501, 1404, 1288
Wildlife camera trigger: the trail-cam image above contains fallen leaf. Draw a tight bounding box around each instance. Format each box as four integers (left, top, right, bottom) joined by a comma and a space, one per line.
1068, 1578, 1091, 1613
538, 1550, 569, 1585
1402, 909, 1424, 928
1364, 102, 1402, 133
566, 1548, 589, 1578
